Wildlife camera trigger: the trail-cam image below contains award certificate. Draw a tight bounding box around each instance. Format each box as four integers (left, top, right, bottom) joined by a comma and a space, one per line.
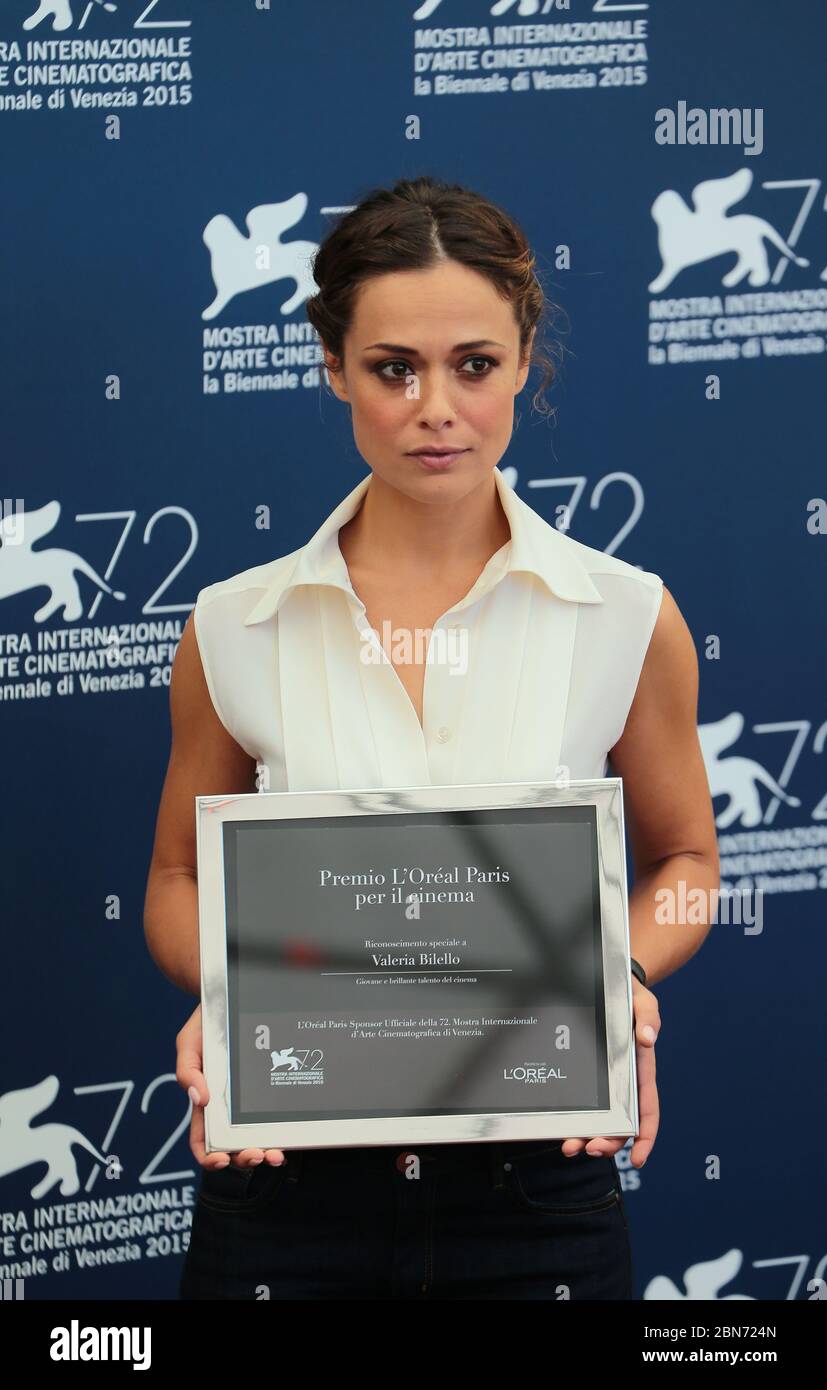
195, 779, 639, 1152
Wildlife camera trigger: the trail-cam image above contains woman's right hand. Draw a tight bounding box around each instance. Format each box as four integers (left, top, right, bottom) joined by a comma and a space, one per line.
176, 1002, 286, 1170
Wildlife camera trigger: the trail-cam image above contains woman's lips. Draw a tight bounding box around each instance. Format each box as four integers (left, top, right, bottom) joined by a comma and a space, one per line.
409, 449, 468, 471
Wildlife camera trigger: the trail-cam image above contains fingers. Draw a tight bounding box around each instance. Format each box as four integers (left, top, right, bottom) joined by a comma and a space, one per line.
631, 979, 661, 1047
629, 1036, 659, 1169
624, 979, 660, 1165
186, 1080, 286, 1170
179, 1002, 286, 1170
562, 1136, 626, 1158
559, 984, 661, 1165
187, 1096, 286, 1170
176, 1005, 209, 1107
585, 1137, 626, 1157
179, 1003, 223, 1170
229, 1148, 287, 1169
561, 1138, 586, 1157
187, 1089, 225, 1170
561, 984, 660, 1163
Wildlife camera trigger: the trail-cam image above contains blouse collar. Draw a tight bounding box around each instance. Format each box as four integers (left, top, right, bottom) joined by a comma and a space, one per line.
243, 464, 604, 627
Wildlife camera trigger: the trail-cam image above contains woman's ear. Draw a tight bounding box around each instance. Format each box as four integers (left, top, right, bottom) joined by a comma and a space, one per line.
322, 346, 349, 403
515, 328, 535, 393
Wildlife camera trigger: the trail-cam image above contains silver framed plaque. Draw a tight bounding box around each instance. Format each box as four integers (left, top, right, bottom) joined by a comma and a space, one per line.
195, 779, 639, 1153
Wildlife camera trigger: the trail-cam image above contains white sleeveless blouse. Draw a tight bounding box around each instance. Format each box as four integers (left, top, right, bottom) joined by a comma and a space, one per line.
193, 467, 663, 792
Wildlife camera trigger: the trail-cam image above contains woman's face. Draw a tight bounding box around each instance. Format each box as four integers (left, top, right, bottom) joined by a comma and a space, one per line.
323, 259, 533, 503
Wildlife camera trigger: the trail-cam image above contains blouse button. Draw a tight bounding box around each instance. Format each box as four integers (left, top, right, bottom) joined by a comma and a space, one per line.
437, 726, 452, 743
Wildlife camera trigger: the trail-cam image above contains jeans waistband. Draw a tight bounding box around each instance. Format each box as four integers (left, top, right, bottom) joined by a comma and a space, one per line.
282, 1137, 565, 1181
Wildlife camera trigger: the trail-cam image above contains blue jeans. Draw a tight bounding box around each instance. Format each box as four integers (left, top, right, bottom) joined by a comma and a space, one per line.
179, 1139, 633, 1300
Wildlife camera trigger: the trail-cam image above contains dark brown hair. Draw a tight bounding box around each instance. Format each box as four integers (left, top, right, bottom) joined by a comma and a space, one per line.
305, 175, 565, 420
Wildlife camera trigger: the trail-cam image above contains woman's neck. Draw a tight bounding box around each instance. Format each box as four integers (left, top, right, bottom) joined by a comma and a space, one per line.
338, 469, 512, 582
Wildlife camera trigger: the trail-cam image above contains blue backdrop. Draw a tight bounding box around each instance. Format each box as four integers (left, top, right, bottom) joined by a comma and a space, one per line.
2, 0, 825, 1301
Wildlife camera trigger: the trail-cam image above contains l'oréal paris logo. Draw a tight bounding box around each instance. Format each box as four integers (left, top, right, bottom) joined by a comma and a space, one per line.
503, 1063, 567, 1083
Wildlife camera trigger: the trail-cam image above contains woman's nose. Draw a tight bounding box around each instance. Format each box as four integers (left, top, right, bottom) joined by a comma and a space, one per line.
414, 372, 458, 428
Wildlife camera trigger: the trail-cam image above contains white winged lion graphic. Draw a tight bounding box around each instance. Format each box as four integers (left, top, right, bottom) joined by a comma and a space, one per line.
650, 169, 809, 292
0, 500, 125, 623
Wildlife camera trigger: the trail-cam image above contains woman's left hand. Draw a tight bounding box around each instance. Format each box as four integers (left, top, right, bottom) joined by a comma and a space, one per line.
560, 975, 660, 1169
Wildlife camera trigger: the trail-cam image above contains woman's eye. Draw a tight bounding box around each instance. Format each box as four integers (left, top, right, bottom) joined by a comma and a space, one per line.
376, 360, 411, 381
460, 355, 496, 376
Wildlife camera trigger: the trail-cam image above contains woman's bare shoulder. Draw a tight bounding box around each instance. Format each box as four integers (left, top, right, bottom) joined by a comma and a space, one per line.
639, 585, 697, 692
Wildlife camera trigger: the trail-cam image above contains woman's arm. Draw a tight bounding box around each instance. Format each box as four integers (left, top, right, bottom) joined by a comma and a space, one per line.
561, 589, 717, 1165
143, 612, 257, 996
145, 617, 283, 1170
608, 585, 721, 987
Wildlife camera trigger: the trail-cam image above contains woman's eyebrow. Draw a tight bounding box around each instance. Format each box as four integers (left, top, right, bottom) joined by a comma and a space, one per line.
361, 339, 507, 355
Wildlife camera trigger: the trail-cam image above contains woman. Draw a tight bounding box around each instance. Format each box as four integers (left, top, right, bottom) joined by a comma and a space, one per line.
144, 175, 719, 1300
